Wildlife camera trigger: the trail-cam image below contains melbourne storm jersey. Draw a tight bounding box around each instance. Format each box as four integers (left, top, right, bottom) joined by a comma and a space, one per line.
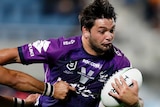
18, 35, 131, 107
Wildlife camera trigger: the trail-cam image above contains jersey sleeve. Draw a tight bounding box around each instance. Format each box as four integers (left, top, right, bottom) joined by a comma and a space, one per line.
18, 37, 65, 64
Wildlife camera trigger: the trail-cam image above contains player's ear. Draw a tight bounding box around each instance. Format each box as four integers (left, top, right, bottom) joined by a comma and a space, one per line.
82, 26, 90, 38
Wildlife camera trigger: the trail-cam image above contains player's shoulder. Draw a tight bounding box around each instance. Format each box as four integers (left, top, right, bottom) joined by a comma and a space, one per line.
113, 45, 129, 61
49, 35, 82, 47
112, 45, 131, 69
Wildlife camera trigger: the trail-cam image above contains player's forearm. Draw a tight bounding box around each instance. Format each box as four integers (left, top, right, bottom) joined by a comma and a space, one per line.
8, 69, 54, 97
0, 66, 44, 94
0, 66, 54, 97
11, 69, 45, 94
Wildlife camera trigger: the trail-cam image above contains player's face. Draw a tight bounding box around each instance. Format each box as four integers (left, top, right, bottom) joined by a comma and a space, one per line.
88, 18, 115, 55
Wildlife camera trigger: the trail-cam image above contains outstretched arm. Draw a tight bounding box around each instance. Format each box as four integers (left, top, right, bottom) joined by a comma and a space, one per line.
0, 66, 76, 99
0, 66, 44, 94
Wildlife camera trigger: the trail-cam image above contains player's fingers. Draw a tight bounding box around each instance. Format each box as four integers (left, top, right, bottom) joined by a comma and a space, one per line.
108, 86, 120, 99
58, 80, 69, 86
132, 79, 137, 85
132, 79, 139, 90
68, 85, 76, 91
55, 79, 76, 92
57, 81, 76, 91
114, 78, 122, 89
119, 76, 127, 86
111, 82, 120, 94
109, 91, 119, 98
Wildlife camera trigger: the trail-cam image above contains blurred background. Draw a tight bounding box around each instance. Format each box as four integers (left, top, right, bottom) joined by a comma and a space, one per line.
0, 0, 159, 106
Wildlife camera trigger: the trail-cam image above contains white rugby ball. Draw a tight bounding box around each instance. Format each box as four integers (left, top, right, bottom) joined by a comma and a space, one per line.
100, 67, 143, 107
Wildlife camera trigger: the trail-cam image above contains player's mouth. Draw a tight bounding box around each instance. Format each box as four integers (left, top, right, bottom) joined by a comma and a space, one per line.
102, 43, 112, 48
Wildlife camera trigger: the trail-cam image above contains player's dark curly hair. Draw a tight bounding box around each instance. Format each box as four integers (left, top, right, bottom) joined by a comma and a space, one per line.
79, 0, 117, 31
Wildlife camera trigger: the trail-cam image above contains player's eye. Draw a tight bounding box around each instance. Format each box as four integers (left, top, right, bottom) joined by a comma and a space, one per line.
110, 29, 115, 33
98, 30, 106, 34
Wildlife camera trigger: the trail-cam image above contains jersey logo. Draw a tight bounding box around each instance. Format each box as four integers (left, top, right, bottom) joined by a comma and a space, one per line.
66, 61, 77, 71
98, 70, 109, 82
32, 40, 51, 53
78, 67, 94, 84
70, 83, 96, 99
63, 39, 75, 45
82, 59, 102, 69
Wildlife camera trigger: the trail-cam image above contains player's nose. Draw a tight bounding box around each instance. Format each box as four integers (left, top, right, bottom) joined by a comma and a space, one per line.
105, 32, 113, 41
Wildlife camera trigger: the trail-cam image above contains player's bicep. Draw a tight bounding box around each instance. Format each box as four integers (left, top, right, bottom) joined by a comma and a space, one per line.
0, 47, 20, 65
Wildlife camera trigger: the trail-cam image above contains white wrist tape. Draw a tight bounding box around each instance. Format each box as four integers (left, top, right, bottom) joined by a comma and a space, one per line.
42, 82, 54, 97
13, 97, 24, 107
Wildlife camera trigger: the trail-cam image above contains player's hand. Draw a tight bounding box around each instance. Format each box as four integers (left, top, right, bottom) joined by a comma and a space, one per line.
24, 93, 40, 107
53, 80, 76, 100
109, 76, 139, 106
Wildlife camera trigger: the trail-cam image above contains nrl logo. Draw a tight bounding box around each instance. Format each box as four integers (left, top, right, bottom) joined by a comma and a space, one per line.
66, 61, 77, 71
98, 70, 109, 83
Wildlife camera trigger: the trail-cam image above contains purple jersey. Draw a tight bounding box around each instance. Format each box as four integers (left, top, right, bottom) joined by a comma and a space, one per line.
18, 35, 131, 107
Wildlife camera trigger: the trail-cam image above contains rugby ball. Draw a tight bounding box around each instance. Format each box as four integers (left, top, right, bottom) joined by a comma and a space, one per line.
100, 67, 143, 107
